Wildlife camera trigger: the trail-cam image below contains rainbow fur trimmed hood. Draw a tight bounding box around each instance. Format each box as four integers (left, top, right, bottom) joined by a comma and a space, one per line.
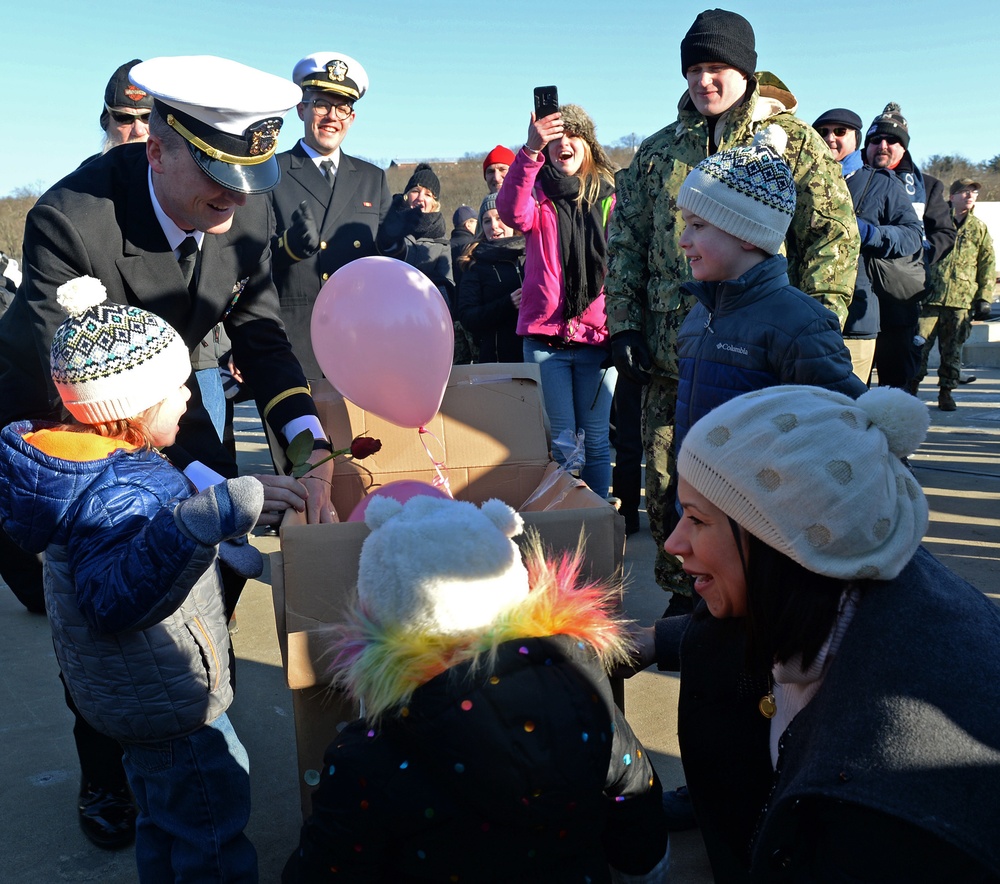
324, 534, 633, 723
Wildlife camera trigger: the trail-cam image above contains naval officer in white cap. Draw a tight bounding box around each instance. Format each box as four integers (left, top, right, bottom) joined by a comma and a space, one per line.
0, 54, 341, 850
268, 51, 392, 378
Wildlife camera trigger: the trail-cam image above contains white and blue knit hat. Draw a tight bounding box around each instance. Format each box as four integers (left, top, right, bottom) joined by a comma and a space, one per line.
678, 386, 930, 581
677, 124, 796, 255
50, 275, 191, 424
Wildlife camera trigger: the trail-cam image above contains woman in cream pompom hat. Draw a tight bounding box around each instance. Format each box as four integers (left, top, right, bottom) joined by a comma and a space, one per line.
625, 384, 1000, 881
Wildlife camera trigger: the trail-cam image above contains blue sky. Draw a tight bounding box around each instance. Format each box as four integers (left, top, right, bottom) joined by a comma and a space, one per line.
1, 0, 995, 197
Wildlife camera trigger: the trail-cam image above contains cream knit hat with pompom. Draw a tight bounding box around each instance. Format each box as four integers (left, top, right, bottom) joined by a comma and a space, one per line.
677, 124, 796, 254
50, 275, 191, 424
678, 385, 930, 581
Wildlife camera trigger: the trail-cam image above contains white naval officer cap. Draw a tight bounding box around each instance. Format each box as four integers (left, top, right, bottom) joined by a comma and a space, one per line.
292, 52, 369, 102
129, 56, 301, 194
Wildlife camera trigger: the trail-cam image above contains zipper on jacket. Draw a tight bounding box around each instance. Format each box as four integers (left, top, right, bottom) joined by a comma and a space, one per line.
192, 616, 222, 692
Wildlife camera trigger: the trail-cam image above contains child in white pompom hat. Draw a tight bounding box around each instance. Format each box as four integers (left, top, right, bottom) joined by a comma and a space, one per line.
0, 274, 265, 881
284, 493, 671, 883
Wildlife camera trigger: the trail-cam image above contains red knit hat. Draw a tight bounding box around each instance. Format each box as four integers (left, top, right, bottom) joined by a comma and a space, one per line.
482, 145, 515, 176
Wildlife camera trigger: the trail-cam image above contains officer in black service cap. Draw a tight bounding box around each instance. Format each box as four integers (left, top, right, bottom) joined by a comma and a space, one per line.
0, 54, 340, 850
269, 51, 392, 379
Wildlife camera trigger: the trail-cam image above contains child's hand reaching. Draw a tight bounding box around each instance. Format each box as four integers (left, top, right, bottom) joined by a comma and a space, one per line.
174, 477, 264, 546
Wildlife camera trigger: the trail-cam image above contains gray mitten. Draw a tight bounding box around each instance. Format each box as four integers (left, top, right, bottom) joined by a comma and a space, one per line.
218, 536, 264, 579
174, 477, 264, 546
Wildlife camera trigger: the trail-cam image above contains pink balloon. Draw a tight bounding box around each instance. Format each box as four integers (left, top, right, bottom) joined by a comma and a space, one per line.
346, 480, 450, 523
311, 256, 455, 428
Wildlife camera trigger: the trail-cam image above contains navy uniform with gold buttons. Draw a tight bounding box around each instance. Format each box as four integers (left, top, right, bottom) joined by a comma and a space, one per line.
271, 52, 392, 378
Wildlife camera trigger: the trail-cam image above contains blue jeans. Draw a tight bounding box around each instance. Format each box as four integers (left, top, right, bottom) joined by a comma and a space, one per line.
523, 338, 617, 496
122, 713, 257, 883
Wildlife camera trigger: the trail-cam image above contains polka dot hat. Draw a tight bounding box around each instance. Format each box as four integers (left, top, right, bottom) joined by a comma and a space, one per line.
678, 385, 930, 581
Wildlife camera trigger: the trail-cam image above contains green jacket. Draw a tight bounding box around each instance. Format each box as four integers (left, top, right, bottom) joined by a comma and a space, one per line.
605, 72, 859, 380
925, 208, 995, 309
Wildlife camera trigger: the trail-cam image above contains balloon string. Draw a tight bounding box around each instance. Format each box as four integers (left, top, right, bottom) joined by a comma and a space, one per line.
418, 426, 452, 498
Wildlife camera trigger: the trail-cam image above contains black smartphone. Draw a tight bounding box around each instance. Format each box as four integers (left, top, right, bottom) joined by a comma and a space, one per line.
533, 85, 559, 120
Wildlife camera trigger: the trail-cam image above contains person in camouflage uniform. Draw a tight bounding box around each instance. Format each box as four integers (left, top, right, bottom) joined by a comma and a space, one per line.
605, 9, 859, 609
915, 178, 996, 411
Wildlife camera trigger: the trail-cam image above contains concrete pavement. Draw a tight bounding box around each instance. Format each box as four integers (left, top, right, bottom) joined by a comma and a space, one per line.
2, 370, 998, 882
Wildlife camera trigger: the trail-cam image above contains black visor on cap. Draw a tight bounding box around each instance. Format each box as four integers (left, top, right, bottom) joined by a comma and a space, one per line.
186, 141, 281, 194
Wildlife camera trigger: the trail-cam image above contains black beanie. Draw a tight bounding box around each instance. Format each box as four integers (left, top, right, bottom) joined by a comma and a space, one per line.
680, 9, 757, 77
864, 102, 910, 151
404, 163, 441, 199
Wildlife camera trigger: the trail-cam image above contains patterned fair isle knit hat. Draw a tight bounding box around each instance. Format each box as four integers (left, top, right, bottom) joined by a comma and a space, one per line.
357, 495, 530, 635
678, 385, 930, 581
677, 124, 796, 254
50, 275, 191, 424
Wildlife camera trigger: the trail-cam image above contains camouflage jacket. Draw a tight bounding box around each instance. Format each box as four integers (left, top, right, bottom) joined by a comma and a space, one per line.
925, 209, 995, 310
605, 72, 859, 379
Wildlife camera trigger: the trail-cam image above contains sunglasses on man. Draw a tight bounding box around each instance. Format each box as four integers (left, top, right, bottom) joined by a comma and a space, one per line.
110, 110, 151, 126
817, 126, 851, 138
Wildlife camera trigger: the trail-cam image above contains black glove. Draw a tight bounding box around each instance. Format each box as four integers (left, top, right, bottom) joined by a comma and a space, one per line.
377, 194, 410, 254
972, 299, 992, 321
174, 477, 264, 546
611, 331, 652, 385
278, 200, 320, 261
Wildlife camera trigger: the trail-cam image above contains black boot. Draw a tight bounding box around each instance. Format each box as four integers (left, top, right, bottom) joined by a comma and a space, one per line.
78, 782, 136, 849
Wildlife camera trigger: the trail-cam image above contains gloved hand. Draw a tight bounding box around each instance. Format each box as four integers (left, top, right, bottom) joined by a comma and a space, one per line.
376, 193, 420, 258
972, 299, 992, 321
278, 201, 320, 261
174, 477, 264, 546
855, 218, 876, 246
611, 330, 652, 385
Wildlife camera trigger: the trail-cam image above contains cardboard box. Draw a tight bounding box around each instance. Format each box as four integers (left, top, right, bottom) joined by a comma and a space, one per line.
270, 363, 625, 817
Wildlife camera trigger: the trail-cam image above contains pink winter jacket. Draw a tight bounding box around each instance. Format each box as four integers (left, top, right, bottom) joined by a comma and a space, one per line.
496, 148, 615, 346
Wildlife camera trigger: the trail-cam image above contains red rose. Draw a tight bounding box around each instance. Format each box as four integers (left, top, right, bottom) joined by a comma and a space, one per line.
350, 436, 382, 459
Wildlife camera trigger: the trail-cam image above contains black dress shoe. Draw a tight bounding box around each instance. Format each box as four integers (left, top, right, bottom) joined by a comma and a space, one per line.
78, 783, 136, 849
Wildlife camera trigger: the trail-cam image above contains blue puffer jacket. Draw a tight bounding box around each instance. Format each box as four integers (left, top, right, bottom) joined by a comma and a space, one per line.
675, 256, 866, 449
0, 421, 232, 744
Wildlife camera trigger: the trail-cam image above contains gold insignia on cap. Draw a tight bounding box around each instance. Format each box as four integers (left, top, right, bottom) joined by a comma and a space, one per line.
247, 118, 281, 157
326, 59, 348, 82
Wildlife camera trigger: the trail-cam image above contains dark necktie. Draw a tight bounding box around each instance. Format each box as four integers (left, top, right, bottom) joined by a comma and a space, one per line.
177, 235, 199, 294
320, 159, 335, 189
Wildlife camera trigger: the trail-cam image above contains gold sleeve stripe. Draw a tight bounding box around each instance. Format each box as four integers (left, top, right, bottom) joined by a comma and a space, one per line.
262, 386, 312, 422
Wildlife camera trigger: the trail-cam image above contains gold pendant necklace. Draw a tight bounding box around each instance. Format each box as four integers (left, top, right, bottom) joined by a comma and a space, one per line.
758, 691, 776, 719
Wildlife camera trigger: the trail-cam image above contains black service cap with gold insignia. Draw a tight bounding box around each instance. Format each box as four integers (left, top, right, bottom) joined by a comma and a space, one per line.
292, 52, 369, 102
129, 56, 301, 194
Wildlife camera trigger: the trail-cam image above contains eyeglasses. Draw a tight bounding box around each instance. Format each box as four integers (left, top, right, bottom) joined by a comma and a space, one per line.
870, 135, 901, 147
110, 110, 150, 126
954, 189, 979, 197
305, 99, 353, 121
817, 126, 850, 138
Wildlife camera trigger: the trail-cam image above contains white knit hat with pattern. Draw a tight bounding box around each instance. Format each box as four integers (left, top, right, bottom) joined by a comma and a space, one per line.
358, 494, 530, 635
677, 124, 796, 255
50, 275, 191, 424
678, 385, 930, 581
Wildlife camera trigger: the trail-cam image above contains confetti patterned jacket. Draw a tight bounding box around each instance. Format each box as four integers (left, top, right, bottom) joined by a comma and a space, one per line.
0, 421, 230, 744
605, 72, 860, 381
283, 552, 668, 883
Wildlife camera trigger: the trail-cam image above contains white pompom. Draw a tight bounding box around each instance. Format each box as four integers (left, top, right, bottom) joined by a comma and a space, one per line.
364, 495, 403, 530
857, 387, 930, 458
753, 124, 788, 157
55, 275, 108, 318
480, 498, 524, 539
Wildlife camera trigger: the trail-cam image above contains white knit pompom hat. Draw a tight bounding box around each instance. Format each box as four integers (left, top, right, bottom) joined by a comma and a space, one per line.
677, 124, 796, 255
678, 385, 930, 581
358, 494, 530, 635
50, 275, 191, 424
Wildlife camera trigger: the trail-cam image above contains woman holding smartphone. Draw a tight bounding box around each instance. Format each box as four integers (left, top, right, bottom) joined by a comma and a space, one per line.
496, 100, 618, 497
